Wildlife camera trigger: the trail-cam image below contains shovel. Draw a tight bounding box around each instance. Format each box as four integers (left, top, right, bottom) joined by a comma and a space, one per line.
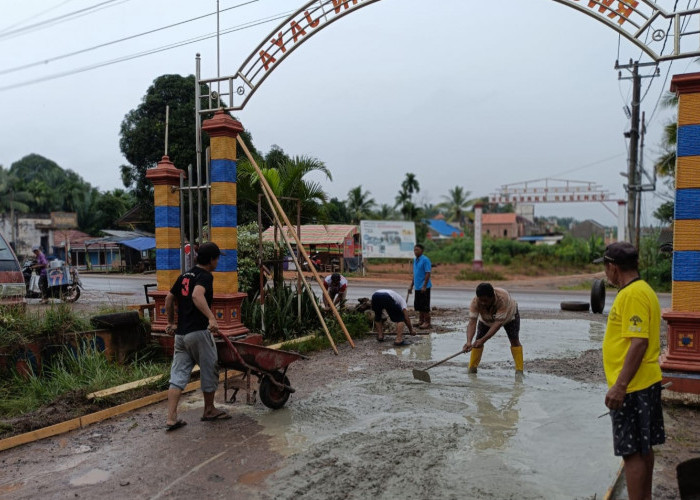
412, 350, 465, 383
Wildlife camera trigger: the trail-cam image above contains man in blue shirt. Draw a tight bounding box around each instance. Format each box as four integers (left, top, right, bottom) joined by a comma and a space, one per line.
408, 243, 432, 329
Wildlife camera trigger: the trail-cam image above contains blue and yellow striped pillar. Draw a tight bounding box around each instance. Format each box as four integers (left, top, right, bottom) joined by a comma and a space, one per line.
145, 155, 183, 339
146, 155, 182, 291
661, 73, 700, 394
670, 74, 700, 312
201, 110, 243, 295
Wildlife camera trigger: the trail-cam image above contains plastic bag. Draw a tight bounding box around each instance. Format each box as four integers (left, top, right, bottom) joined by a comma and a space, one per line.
29, 272, 40, 293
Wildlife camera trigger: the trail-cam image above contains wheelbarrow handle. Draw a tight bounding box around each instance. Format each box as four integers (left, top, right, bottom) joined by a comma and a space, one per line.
218, 331, 255, 372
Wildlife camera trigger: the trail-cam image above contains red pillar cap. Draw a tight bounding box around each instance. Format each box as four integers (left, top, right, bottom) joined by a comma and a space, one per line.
202, 110, 244, 138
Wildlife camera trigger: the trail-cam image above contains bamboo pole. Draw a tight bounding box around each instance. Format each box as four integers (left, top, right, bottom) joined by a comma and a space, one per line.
252, 181, 338, 354
237, 135, 355, 349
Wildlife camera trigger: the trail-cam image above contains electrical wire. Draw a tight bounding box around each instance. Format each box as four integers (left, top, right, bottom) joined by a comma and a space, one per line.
0, 0, 259, 76
549, 153, 627, 179
0, 10, 295, 92
0, 0, 131, 41
0, 0, 76, 35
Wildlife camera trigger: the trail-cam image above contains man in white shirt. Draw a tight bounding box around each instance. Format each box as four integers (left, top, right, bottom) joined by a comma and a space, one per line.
371, 289, 416, 346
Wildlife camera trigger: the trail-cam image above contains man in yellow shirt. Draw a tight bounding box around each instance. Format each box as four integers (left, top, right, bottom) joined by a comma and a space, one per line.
596, 242, 664, 500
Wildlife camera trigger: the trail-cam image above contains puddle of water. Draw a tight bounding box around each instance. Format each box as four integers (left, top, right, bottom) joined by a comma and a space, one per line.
386, 319, 605, 365
69, 468, 111, 486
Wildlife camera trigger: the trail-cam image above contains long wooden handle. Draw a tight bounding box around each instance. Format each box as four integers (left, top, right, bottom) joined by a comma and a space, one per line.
425, 350, 464, 371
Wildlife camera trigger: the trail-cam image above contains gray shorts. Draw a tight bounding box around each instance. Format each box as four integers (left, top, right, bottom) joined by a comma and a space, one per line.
169, 329, 219, 393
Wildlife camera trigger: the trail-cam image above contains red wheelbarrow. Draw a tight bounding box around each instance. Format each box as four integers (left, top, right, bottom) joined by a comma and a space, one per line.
216, 333, 307, 409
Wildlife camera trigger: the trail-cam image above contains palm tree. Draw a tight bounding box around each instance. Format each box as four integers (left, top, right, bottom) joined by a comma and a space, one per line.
346, 186, 375, 224
375, 203, 398, 220
0, 167, 34, 246
238, 154, 332, 224
437, 186, 474, 227
652, 91, 680, 224
394, 173, 420, 220
401, 172, 420, 198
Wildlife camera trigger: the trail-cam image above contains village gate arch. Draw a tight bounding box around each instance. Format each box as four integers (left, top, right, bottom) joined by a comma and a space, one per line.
148, 0, 700, 382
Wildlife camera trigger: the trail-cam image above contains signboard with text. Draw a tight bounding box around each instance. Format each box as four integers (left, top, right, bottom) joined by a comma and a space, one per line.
360, 220, 416, 259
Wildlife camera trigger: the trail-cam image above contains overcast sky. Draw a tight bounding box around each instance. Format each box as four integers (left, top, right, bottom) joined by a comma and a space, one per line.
1, 0, 691, 227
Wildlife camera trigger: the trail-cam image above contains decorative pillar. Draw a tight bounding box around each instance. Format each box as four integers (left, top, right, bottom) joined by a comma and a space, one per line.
473, 203, 483, 271
660, 72, 700, 394
146, 155, 182, 337
201, 110, 248, 337
617, 200, 626, 243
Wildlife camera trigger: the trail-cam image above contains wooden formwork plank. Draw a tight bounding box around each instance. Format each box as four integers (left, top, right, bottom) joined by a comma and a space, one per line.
0, 419, 82, 452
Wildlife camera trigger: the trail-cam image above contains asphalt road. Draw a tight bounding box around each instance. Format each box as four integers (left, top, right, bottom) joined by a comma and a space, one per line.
79, 274, 672, 311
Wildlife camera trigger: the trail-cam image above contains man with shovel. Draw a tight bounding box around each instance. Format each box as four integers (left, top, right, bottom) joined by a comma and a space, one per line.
462, 282, 523, 374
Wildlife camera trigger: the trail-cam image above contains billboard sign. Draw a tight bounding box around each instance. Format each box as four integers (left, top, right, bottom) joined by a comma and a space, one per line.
360, 220, 416, 259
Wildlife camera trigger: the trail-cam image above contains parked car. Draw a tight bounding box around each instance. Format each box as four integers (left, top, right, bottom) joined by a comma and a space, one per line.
0, 232, 26, 307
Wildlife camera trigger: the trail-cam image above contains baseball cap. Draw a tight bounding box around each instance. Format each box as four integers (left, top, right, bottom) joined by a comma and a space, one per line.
197, 242, 225, 260
593, 242, 638, 265
31, 245, 41, 251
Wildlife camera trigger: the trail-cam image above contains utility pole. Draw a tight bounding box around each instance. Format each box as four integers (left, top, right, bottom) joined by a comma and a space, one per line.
616, 60, 658, 248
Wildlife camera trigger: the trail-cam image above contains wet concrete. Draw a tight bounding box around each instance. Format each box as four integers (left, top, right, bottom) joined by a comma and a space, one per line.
232, 319, 618, 499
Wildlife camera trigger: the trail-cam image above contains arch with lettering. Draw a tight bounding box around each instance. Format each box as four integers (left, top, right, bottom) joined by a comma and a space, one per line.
198, 0, 700, 112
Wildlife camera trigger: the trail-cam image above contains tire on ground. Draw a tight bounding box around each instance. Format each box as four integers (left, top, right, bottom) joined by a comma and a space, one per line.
259, 372, 291, 409
560, 301, 590, 312
590, 279, 606, 314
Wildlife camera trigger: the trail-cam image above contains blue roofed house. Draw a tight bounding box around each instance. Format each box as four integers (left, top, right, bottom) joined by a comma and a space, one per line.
424, 218, 463, 240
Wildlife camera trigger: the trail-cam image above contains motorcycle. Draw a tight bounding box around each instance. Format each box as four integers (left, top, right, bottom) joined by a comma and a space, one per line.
301, 253, 322, 272
22, 258, 83, 303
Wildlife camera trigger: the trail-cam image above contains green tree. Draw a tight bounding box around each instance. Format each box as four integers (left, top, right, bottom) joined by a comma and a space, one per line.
394, 173, 420, 221
652, 91, 679, 224
325, 197, 351, 224
119, 74, 259, 206
374, 203, 398, 220
346, 185, 375, 224
437, 186, 474, 227
238, 154, 332, 225
0, 167, 33, 246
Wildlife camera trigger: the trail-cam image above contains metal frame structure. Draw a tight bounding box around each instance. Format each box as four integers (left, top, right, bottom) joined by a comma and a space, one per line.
490, 178, 617, 205
194, 0, 700, 120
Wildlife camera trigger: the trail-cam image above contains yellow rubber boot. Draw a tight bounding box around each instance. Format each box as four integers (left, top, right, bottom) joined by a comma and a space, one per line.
468, 347, 483, 373
511, 346, 524, 373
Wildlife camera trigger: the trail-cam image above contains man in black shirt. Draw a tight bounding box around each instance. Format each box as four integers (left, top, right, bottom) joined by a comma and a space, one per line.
164, 242, 231, 431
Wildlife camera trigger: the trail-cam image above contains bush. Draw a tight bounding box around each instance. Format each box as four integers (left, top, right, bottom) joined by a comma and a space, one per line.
237, 222, 276, 299
242, 284, 323, 343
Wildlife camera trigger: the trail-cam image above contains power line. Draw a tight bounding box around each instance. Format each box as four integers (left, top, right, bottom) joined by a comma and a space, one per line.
0, 0, 131, 41
0, 10, 295, 92
0, 0, 76, 35
549, 153, 627, 179
0, 0, 259, 77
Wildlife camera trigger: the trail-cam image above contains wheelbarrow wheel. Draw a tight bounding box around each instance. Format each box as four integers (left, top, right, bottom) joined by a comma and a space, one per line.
259, 372, 291, 409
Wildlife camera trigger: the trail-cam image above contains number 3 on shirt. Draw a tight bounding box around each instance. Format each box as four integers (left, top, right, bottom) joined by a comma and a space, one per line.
181, 277, 190, 296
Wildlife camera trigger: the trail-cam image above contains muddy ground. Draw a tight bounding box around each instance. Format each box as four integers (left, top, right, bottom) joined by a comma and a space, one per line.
0, 306, 697, 499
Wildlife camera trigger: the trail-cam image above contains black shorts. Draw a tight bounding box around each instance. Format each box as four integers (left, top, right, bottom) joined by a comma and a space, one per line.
371, 292, 405, 323
414, 288, 431, 312
476, 309, 520, 342
610, 382, 665, 457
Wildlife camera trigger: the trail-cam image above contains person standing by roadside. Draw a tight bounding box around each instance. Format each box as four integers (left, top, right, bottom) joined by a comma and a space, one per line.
408, 243, 432, 329
596, 242, 664, 499
31, 245, 49, 304
462, 283, 523, 374
164, 242, 231, 431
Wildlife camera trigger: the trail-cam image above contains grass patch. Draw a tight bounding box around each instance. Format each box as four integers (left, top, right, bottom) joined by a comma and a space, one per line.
0, 344, 169, 418
279, 311, 372, 355
0, 303, 92, 349
456, 269, 506, 281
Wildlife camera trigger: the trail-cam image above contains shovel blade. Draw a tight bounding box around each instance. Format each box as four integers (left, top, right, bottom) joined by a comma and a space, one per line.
412, 369, 431, 383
